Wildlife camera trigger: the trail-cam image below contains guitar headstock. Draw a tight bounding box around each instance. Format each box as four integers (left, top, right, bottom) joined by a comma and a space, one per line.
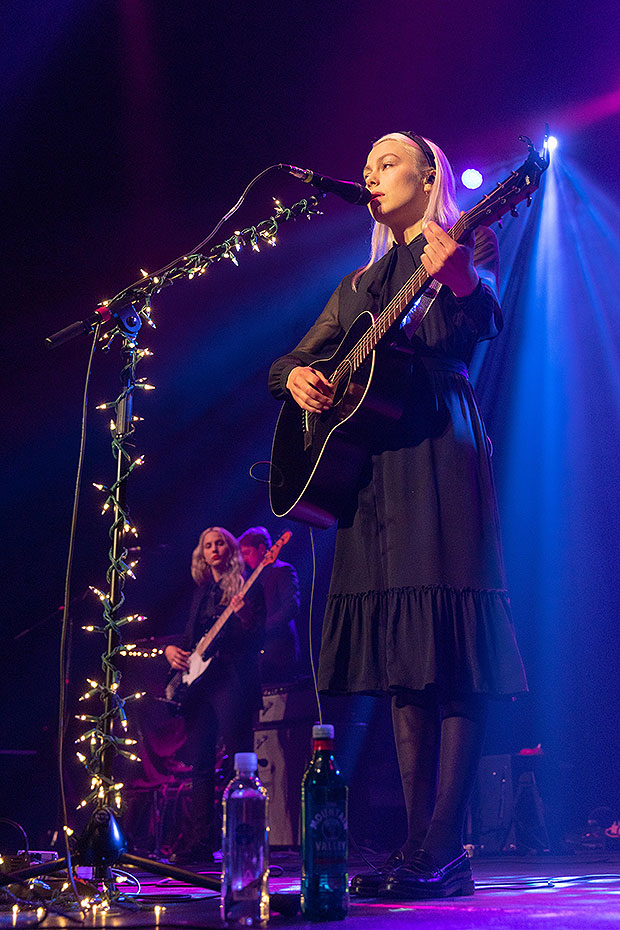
262, 529, 292, 565
460, 133, 550, 236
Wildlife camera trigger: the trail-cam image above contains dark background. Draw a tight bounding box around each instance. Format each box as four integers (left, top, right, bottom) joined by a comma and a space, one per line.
3, 0, 620, 849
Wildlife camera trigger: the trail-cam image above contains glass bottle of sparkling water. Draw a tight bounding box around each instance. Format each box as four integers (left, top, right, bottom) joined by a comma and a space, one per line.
220, 752, 269, 927
301, 724, 349, 921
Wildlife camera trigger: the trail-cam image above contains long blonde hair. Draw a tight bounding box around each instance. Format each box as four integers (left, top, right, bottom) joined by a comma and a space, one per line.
190, 526, 245, 604
353, 133, 460, 290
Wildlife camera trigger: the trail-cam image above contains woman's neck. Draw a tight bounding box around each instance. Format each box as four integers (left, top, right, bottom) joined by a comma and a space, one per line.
391, 217, 424, 246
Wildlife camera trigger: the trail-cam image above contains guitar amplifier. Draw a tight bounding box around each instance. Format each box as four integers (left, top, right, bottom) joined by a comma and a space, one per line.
258, 678, 317, 727
254, 680, 316, 846
253, 725, 310, 846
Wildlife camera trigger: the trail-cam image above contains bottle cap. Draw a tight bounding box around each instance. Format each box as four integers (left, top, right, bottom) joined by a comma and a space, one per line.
234, 752, 258, 773
312, 724, 334, 740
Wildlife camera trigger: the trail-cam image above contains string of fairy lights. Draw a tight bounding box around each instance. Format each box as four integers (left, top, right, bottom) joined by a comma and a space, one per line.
99, 196, 322, 328
74, 331, 148, 815
70, 193, 323, 822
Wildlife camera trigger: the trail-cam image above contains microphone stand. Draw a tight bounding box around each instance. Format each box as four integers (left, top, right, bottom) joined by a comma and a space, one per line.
1, 194, 325, 917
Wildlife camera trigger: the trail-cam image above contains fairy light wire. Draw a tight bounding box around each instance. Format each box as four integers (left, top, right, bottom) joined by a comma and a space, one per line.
104, 164, 284, 313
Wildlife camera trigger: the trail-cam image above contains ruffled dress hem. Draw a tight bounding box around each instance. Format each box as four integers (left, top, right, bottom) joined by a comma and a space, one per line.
317, 584, 528, 698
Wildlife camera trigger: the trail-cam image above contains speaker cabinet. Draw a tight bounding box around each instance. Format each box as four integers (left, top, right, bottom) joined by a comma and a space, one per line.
253, 725, 310, 847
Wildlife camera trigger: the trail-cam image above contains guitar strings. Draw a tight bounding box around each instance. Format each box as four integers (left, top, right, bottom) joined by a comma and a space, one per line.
327, 164, 533, 387
328, 212, 470, 388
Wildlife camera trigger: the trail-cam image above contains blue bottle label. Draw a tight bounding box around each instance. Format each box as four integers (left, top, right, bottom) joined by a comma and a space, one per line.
309, 804, 348, 861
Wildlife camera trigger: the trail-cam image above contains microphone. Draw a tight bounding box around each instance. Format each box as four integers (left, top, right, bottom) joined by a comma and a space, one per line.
283, 164, 371, 205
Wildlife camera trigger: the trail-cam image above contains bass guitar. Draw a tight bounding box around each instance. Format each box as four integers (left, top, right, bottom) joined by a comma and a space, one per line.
164, 529, 292, 707
269, 136, 549, 529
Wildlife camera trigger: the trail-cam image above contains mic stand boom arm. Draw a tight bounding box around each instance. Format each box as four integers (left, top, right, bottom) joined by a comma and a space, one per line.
45, 194, 323, 349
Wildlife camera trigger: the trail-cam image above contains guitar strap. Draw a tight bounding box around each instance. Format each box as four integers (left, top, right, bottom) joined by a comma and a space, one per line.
400, 278, 442, 342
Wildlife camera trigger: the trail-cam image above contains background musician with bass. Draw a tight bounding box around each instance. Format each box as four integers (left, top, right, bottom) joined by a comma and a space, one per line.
164, 526, 265, 863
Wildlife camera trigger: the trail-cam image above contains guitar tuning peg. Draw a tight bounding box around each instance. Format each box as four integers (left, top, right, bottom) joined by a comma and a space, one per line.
526, 196, 532, 207
510, 207, 519, 218
497, 218, 503, 229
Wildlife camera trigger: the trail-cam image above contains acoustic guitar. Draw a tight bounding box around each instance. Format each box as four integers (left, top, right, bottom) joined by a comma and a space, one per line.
269, 139, 549, 529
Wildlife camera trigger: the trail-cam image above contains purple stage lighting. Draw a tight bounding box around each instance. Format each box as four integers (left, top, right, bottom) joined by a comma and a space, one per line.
461, 168, 483, 190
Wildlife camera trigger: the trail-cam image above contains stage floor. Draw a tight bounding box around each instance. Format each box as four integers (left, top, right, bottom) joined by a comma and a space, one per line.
6, 850, 620, 930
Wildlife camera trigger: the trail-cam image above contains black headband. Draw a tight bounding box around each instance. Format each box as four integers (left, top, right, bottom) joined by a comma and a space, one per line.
398, 132, 436, 169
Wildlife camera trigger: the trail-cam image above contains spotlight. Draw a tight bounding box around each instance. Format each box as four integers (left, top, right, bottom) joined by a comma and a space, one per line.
546, 136, 558, 153
461, 168, 483, 190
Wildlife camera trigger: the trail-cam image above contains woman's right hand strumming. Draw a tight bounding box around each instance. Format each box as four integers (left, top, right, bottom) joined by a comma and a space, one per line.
286, 366, 334, 412
164, 645, 191, 671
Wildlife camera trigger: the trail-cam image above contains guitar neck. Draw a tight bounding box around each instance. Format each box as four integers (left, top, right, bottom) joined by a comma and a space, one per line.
333, 215, 468, 384
191, 561, 267, 657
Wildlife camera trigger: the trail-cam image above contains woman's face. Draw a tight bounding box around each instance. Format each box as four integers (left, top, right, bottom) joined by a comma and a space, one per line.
202, 530, 231, 572
363, 139, 428, 230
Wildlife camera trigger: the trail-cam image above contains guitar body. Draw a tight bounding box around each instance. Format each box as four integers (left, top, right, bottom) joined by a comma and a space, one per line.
164, 651, 214, 713
184, 650, 214, 687
270, 311, 412, 528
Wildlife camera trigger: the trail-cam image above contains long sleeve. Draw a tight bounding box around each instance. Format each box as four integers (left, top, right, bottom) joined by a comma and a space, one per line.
447, 225, 503, 342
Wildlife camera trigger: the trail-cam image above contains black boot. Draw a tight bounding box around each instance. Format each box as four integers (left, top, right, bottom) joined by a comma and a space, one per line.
350, 850, 405, 897
382, 848, 474, 899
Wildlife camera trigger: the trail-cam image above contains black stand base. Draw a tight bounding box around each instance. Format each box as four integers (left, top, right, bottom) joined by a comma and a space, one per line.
0, 807, 299, 917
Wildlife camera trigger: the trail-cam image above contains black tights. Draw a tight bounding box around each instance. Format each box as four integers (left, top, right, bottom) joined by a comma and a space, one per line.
391, 689, 488, 863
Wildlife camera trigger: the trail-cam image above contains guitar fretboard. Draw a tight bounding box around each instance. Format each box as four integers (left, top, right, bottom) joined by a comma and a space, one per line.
331, 214, 468, 386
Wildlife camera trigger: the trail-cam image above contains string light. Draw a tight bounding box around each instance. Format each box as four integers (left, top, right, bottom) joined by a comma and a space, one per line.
70, 194, 322, 881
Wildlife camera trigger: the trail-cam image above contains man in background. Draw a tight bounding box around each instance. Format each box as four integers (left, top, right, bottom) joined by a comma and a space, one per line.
239, 527, 301, 685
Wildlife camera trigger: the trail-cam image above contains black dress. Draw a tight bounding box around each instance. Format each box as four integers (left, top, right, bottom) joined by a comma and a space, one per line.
269, 228, 527, 699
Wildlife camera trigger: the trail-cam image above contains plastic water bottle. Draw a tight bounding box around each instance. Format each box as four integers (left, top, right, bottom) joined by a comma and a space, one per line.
220, 752, 269, 927
301, 724, 349, 921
